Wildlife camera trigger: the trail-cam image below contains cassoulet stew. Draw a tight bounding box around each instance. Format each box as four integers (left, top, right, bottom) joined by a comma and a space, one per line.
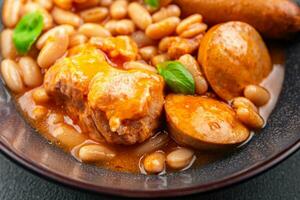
0, 0, 298, 174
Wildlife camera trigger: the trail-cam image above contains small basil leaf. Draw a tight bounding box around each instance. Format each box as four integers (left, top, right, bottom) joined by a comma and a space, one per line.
157, 61, 195, 95
13, 11, 44, 54
144, 0, 160, 8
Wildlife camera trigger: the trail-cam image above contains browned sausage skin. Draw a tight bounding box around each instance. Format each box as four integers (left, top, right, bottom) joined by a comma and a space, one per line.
165, 95, 250, 150
199, 21, 272, 101
174, 0, 300, 38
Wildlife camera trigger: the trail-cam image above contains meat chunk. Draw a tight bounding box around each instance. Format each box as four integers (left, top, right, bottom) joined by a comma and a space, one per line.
44, 44, 109, 137
44, 44, 109, 104
44, 44, 165, 145
88, 68, 165, 145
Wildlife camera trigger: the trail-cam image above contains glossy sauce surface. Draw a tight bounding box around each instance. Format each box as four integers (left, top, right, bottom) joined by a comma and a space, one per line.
16, 45, 285, 174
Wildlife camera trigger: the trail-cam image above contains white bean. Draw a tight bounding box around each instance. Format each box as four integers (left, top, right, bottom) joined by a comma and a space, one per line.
244, 85, 270, 106
152, 4, 181, 22
146, 17, 180, 40
2, 0, 21, 28
78, 23, 111, 38
80, 7, 109, 22
143, 151, 166, 174
1, 59, 25, 93
18, 57, 43, 88
1, 29, 17, 59
176, 14, 203, 35
110, 0, 128, 19
166, 148, 194, 170
37, 29, 69, 68
52, 7, 82, 27
52, 123, 87, 150
128, 2, 152, 30
36, 25, 75, 49
232, 97, 264, 129
178, 54, 208, 95
131, 31, 156, 48
79, 144, 116, 162
236, 107, 265, 129
139, 46, 158, 61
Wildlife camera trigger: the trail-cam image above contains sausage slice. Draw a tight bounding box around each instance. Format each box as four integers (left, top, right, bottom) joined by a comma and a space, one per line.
165, 94, 250, 150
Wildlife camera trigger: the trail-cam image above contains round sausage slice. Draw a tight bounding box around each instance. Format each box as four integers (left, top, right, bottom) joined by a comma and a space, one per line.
199, 22, 272, 101
165, 94, 250, 150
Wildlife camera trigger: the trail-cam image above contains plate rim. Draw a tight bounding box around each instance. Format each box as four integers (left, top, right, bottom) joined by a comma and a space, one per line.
1, 137, 299, 197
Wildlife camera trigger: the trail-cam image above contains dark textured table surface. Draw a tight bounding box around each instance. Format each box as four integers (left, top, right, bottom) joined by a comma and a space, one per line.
0, 150, 299, 200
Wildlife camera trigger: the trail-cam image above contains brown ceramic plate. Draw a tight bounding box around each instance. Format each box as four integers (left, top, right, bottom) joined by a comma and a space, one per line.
0, 2, 300, 198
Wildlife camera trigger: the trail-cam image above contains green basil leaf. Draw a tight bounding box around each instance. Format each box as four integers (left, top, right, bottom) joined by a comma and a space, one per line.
157, 61, 195, 95
13, 11, 44, 54
144, 0, 160, 8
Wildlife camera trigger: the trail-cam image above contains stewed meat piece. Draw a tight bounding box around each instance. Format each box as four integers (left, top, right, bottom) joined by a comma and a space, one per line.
44, 44, 165, 145
44, 44, 109, 136
88, 67, 165, 145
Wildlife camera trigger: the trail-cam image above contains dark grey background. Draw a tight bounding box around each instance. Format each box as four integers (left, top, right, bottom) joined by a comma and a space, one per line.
0, 151, 299, 200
